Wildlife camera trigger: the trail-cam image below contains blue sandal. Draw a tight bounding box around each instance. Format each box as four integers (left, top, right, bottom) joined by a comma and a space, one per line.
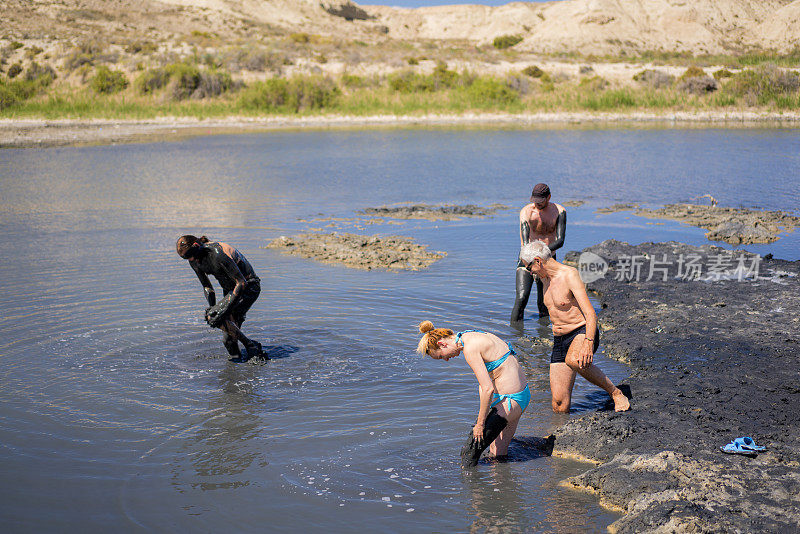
734, 437, 766, 451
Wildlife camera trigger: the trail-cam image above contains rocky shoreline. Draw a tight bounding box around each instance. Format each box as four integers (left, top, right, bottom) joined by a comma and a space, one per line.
552, 240, 800, 532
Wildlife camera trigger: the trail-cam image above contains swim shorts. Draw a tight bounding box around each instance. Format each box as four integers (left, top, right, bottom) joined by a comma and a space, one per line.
551, 324, 600, 364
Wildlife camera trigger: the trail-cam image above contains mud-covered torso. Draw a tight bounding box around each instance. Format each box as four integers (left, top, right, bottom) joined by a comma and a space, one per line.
522, 203, 560, 245
542, 270, 586, 335
192, 242, 258, 294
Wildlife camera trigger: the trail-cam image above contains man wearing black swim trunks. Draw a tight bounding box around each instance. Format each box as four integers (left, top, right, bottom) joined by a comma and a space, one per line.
520, 240, 630, 413
176, 235, 265, 363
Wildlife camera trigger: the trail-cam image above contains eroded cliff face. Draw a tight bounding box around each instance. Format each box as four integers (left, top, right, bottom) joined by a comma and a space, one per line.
2, 0, 798, 55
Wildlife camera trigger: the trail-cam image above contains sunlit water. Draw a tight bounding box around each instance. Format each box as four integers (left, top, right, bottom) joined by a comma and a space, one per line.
1, 126, 798, 531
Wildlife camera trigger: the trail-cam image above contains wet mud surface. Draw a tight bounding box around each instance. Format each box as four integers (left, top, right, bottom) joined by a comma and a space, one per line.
597, 203, 800, 245
556, 240, 800, 532
265, 232, 446, 271
359, 204, 508, 221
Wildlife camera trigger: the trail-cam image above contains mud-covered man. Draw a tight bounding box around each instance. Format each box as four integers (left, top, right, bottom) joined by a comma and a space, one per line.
520, 240, 630, 413
511, 183, 566, 323
176, 235, 265, 363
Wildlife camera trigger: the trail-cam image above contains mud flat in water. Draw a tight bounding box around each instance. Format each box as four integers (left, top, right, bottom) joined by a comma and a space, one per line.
556, 240, 800, 532
596, 203, 800, 245
359, 203, 508, 221
265, 232, 445, 271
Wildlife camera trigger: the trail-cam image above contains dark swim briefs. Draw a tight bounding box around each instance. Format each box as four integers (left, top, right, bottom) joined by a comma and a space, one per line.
229, 279, 260, 325
551, 325, 600, 364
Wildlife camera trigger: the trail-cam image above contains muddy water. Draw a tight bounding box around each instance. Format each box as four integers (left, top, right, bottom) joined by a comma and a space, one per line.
1, 127, 798, 531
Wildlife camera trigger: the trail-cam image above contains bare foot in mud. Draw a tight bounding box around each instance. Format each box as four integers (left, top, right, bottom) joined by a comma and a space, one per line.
612, 388, 631, 412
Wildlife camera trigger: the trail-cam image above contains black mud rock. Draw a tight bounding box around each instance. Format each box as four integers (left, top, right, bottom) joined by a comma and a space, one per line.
558, 240, 800, 533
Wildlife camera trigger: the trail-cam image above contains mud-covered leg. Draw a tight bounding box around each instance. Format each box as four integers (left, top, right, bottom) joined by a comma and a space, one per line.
511, 267, 533, 323
460, 408, 508, 468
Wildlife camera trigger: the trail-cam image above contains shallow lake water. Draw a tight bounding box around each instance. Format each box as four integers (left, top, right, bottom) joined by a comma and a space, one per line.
1, 126, 798, 531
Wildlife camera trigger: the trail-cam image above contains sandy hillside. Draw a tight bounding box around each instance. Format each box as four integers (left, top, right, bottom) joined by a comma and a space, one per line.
1, 0, 798, 56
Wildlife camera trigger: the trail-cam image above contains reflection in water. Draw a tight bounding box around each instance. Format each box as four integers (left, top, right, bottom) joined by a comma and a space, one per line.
463, 463, 527, 532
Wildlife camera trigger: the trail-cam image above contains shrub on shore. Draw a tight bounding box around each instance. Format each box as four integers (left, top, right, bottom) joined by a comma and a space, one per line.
723, 64, 800, 106
238, 76, 340, 112
0, 65, 54, 110
135, 67, 170, 94
90, 66, 128, 94
633, 69, 673, 88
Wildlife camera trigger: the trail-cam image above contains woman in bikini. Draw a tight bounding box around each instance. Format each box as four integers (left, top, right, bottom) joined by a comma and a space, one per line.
417, 321, 530, 465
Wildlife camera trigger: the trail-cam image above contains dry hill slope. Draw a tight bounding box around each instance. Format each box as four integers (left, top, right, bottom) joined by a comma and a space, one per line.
1, 0, 797, 55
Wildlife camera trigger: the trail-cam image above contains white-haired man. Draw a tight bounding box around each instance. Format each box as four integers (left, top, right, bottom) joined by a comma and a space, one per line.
520, 240, 630, 413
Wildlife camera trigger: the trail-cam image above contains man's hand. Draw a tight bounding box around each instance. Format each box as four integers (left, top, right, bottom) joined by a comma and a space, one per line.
577, 337, 594, 368
472, 423, 484, 442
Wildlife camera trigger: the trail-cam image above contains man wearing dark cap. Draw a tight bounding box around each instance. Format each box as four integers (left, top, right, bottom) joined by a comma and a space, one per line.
511, 183, 566, 324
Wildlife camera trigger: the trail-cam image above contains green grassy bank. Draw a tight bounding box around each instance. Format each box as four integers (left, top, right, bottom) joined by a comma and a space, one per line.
2, 61, 799, 119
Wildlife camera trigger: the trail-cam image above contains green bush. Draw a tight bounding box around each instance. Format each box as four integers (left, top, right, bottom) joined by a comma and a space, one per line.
24, 62, 55, 84
522, 65, 544, 78
388, 63, 462, 93
166, 63, 232, 100
340, 74, 365, 88
579, 75, 609, 91
135, 67, 170, 94
723, 64, 800, 106
464, 76, 519, 106
493, 35, 523, 50
238, 76, 340, 112
713, 68, 734, 80
90, 66, 128, 94
290, 32, 310, 44
0, 76, 46, 110
7, 62, 22, 79
679, 66, 706, 81
407, 57, 419, 66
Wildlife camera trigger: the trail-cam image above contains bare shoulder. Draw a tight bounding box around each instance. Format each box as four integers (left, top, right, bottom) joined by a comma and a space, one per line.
519, 203, 533, 221
555, 203, 566, 214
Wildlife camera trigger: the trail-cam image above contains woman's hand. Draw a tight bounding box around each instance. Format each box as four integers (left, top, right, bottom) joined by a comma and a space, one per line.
473, 423, 484, 442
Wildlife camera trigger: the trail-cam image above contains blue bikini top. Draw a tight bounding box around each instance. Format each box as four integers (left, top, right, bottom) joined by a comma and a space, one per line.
454, 330, 516, 372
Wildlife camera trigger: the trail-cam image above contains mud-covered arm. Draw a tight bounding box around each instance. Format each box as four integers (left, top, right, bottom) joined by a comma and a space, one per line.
520, 221, 531, 246
216, 253, 248, 301
463, 343, 497, 441
549, 210, 567, 252
190, 262, 216, 306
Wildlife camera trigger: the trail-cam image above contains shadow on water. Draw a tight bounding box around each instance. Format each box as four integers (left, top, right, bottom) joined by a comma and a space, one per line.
470, 435, 556, 466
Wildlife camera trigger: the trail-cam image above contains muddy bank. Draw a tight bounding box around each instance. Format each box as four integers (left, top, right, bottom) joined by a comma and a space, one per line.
553, 240, 800, 532
637, 203, 800, 245
596, 202, 800, 244
359, 204, 508, 221
265, 232, 445, 271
